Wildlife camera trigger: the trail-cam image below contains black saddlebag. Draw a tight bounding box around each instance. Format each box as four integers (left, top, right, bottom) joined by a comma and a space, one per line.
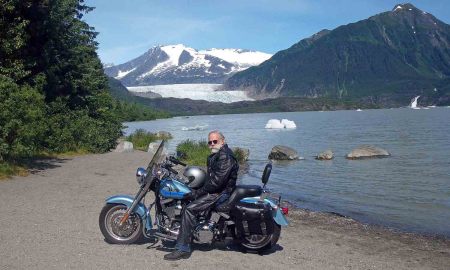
232, 201, 274, 236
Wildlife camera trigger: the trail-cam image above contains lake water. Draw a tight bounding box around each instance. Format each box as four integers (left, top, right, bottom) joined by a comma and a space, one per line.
124, 108, 450, 237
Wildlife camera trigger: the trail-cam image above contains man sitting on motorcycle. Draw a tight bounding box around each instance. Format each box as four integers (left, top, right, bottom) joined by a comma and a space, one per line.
164, 130, 239, 260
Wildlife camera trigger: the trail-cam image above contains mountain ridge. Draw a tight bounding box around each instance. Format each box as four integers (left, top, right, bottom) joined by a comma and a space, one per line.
104, 44, 271, 86
224, 3, 450, 105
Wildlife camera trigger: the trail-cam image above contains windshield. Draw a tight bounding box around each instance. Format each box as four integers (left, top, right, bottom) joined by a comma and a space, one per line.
146, 140, 166, 172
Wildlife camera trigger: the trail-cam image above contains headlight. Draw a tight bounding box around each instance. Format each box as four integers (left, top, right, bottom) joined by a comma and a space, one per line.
136, 167, 147, 185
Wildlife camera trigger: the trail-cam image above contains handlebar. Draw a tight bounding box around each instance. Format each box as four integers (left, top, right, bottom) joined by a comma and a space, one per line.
162, 164, 178, 175
169, 156, 186, 166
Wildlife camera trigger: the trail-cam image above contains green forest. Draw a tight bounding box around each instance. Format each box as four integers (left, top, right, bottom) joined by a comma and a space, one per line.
0, 0, 166, 176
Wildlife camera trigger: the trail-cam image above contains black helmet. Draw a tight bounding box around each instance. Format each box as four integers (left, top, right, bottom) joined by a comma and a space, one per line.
183, 166, 207, 188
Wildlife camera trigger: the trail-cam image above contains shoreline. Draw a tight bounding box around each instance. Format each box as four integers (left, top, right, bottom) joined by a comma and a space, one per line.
281, 198, 450, 241
289, 206, 450, 242
1, 151, 449, 269
124, 105, 450, 123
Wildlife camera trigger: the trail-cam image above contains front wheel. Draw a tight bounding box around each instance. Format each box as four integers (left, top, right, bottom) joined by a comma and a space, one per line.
238, 224, 281, 252
99, 204, 143, 244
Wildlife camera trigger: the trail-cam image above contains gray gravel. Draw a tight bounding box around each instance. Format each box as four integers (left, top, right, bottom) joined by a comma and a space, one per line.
1, 152, 449, 270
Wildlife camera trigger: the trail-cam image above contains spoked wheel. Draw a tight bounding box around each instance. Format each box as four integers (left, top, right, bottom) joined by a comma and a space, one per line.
239, 224, 281, 252
99, 204, 143, 244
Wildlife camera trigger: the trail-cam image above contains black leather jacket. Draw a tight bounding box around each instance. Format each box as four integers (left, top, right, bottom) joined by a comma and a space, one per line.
193, 144, 239, 197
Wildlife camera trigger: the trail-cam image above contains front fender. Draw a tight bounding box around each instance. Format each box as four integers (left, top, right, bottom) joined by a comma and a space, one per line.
105, 194, 152, 231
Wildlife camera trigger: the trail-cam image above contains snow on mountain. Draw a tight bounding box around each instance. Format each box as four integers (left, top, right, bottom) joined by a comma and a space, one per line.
104, 44, 272, 86
199, 48, 271, 68
116, 67, 136, 79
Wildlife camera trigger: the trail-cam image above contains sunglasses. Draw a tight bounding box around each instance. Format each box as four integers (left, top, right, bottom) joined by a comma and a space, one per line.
208, 140, 218, 145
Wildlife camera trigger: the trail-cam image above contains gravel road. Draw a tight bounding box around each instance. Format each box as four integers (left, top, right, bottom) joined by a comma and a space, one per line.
1, 152, 449, 270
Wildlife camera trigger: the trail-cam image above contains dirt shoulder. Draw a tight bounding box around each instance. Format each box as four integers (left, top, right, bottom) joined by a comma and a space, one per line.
0, 151, 449, 270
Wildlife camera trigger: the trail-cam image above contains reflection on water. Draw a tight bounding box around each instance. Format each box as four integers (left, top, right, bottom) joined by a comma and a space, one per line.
124, 108, 450, 236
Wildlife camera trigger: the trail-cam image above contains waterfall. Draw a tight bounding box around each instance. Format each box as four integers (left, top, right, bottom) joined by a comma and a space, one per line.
410, 96, 420, 108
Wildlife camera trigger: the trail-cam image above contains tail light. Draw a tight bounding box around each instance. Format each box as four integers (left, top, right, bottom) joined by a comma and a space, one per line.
281, 206, 289, 216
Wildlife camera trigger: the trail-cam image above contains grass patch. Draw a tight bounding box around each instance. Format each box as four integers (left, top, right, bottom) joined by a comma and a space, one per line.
176, 140, 248, 166
176, 140, 210, 166
0, 150, 93, 180
0, 162, 29, 180
126, 129, 172, 151
37, 149, 91, 159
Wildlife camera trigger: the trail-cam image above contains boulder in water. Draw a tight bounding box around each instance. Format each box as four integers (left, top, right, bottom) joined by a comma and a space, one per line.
114, 141, 133, 153
346, 145, 390, 159
268, 145, 299, 160
316, 150, 334, 160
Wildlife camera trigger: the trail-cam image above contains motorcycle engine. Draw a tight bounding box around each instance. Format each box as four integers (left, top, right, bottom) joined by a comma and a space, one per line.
160, 198, 183, 220
193, 221, 216, 244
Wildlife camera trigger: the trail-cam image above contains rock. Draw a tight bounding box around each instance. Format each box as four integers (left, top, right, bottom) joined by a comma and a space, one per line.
156, 131, 172, 138
148, 141, 168, 158
232, 147, 250, 162
346, 145, 390, 159
268, 145, 299, 160
114, 141, 133, 153
316, 150, 334, 160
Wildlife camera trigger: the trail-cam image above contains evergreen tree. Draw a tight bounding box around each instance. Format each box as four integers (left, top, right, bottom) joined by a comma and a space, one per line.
0, 0, 123, 160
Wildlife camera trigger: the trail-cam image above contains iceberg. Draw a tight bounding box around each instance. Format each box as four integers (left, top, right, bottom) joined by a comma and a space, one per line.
181, 125, 208, 131
265, 119, 285, 129
265, 119, 297, 129
281, 119, 297, 129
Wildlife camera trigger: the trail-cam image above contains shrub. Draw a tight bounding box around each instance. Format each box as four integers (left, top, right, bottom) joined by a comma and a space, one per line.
176, 140, 210, 166
126, 129, 172, 151
176, 140, 249, 166
44, 97, 123, 153
0, 77, 46, 161
232, 147, 248, 164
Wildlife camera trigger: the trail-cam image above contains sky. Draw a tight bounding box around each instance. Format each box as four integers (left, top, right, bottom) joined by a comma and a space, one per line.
84, 0, 450, 65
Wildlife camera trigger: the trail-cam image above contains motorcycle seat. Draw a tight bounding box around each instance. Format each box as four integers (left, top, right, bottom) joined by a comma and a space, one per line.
215, 185, 262, 212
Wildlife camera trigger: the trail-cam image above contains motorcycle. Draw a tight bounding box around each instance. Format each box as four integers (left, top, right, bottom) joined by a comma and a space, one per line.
99, 140, 289, 251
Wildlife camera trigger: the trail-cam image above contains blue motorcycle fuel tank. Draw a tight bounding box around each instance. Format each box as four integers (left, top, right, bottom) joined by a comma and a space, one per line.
159, 178, 191, 199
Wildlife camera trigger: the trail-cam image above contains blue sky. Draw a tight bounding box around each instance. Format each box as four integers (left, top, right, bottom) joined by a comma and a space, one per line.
84, 0, 450, 65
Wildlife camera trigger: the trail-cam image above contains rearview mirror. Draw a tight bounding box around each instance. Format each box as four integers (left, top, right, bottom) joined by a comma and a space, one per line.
261, 163, 272, 186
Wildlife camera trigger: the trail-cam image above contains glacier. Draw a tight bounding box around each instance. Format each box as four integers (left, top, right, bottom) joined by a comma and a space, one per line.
127, 84, 253, 103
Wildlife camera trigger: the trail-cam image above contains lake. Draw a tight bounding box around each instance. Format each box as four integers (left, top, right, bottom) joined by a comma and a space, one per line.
124, 107, 450, 237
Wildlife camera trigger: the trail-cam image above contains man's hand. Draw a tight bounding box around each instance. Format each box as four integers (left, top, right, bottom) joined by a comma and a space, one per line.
182, 192, 195, 201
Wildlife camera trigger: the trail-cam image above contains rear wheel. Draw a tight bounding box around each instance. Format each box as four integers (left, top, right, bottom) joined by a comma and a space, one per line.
239, 224, 281, 252
99, 204, 144, 244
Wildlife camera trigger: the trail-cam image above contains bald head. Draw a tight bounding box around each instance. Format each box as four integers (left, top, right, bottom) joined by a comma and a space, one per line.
208, 130, 225, 140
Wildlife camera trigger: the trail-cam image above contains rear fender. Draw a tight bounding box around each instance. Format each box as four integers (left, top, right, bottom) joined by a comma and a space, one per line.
240, 196, 289, 226
106, 194, 152, 231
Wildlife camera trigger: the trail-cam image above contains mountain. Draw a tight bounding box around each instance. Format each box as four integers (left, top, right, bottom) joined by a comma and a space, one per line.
224, 3, 450, 105
104, 44, 271, 86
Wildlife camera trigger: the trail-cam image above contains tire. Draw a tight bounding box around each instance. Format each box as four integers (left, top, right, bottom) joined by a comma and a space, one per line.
99, 204, 144, 244
238, 223, 281, 252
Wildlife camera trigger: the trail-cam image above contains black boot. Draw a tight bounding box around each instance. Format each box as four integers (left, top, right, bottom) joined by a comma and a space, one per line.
163, 250, 191, 261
